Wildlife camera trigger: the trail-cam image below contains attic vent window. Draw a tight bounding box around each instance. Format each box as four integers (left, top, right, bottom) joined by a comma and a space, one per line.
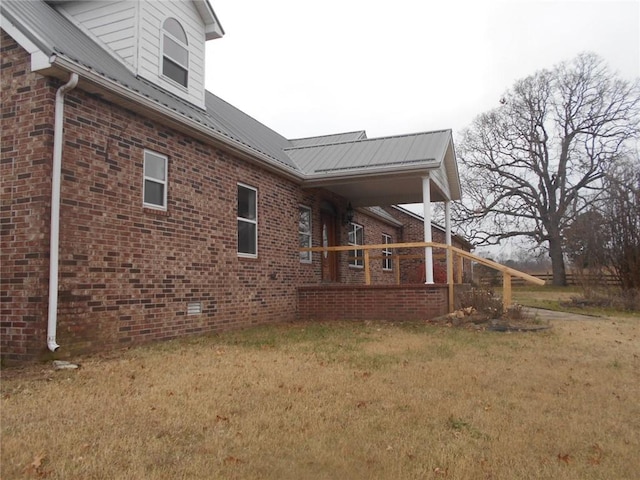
162, 18, 189, 88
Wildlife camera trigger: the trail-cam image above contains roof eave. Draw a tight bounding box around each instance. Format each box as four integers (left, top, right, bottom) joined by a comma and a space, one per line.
195, 0, 225, 40
359, 207, 404, 227
302, 163, 437, 187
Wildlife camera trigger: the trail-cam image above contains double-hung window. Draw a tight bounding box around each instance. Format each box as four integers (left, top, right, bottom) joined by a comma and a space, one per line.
382, 233, 393, 271
348, 222, 364, 268
237, 184, 257, 257
143, 150, 168, 209
162, 18, 189, 88
299, 206, 312, 263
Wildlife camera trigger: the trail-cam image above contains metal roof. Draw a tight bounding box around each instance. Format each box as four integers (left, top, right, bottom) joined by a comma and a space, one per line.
286, 130, 451, 176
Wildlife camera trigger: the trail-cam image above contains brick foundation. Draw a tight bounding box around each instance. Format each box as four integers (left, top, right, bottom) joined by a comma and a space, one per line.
297, 284, 449, 322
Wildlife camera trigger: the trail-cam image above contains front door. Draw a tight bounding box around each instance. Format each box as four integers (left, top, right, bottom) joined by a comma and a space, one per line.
321, 211, 339, 282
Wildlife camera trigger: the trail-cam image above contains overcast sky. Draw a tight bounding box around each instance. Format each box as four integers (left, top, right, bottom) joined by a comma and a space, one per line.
205, 0, 639, 142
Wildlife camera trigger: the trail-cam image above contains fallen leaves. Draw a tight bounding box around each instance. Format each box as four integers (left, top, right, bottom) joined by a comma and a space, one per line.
433, 466, 448, 477
557, 443, 604, 467
224, 455, 243, 465
587, 443, 604, 466
23, 453, 50, 477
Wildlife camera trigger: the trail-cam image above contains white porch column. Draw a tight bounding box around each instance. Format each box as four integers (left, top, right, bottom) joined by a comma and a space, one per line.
422, 175, 434, 284
445, 200, 452, 283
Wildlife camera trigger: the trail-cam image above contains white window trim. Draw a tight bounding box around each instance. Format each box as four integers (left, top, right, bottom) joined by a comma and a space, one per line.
237, 183, 258, 258
299, 205, 312, 263
348, 222, 364, 268
382, 233, 393, 271
143, 149, 168, 210
160, 18, 189, 90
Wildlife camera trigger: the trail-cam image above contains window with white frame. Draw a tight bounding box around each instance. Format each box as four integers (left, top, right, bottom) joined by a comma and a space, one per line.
382, 233, 393, 271
299, 206, 312, 263
143, 150, 168, 209
237, 184, 257, 257
348, 222, 364, 267
162, 18, 189, 88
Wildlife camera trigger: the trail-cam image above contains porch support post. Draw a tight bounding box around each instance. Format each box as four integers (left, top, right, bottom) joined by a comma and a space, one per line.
422, 175, 434, 284
445, 201, 454, 312
445, 201, 452, 283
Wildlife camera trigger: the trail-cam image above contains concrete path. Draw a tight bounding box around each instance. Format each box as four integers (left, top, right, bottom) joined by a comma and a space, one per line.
524, 307, 602, 321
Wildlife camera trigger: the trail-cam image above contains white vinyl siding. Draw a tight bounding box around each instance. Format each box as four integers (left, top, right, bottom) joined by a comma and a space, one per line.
431, 164, 451, 201
138, 0, 206, 107
58, 0, 208, 107
56, 1, 138, 69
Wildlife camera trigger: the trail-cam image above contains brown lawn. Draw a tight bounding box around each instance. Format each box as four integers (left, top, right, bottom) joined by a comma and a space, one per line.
2, 315, 639, 479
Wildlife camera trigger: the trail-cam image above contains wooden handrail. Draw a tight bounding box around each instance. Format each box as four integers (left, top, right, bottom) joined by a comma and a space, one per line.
300, 241, 545, 311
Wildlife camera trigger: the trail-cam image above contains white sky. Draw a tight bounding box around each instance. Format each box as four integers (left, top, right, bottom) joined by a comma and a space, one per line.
205, 0, 640, 142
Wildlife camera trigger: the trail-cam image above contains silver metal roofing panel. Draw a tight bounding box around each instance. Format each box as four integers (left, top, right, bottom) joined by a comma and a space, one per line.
318, 143, 353, 171
290, 130, 367, 147
406, 133, 439, 160
352, 140, 383, 167
374, 137, 411, 165
203, 93, 296, 169
287, 130, 450, 175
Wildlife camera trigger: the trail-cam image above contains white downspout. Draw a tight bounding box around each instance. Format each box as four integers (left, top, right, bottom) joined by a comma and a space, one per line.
47, 73, 78, 352
445, 201, 452, 283
422, 174, 434, 284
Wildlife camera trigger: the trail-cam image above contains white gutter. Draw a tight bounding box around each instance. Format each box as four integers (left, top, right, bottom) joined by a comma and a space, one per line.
47, 73, 78, 352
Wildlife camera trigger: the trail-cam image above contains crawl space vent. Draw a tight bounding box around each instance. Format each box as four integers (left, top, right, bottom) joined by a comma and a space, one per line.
187, 301, 202, 315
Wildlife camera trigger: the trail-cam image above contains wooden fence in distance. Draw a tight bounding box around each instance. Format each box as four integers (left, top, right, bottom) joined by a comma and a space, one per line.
477, 272, 621, 287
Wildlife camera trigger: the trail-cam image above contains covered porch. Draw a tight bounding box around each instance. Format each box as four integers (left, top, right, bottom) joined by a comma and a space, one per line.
292, 129, 543, 321
292, 129, 461, 286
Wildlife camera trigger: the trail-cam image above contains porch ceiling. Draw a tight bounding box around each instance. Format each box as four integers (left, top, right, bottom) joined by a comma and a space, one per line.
302, 169, 449, 207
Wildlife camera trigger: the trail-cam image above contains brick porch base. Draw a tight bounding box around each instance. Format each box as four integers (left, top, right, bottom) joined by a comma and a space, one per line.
297, 284, 450, 322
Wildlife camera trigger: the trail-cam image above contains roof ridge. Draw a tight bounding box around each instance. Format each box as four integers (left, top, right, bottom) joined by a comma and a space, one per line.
285, 129, 451, 151
289, 130, 367, 141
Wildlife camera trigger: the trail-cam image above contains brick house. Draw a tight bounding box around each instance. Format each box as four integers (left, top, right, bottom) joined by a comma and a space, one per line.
1, 0, 467, 363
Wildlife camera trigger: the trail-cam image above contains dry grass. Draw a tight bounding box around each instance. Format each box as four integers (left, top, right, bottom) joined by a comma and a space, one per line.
2, 317, 639, 480
509, 285, 640, 317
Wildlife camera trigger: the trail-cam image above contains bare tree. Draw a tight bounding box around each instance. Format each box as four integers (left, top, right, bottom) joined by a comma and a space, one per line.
455, 53, 640, 285
602, 159, 640, 290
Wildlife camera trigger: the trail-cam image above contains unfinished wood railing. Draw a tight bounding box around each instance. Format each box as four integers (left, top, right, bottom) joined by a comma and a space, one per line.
301, 242, 545, 312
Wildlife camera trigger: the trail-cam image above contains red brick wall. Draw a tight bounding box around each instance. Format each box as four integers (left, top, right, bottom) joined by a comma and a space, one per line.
1, 30, 57, 361
339, 209, 401, 285
297, 284, 448, 321
295, 196, 403, 286
1, 34, 307, 362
